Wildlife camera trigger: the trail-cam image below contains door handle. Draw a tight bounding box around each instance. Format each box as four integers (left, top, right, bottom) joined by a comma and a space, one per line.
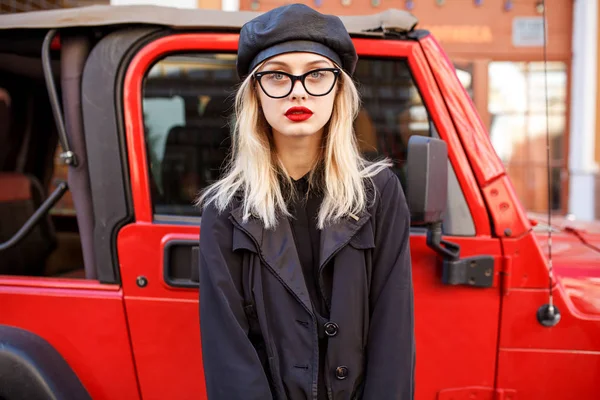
163, 240, 199, 288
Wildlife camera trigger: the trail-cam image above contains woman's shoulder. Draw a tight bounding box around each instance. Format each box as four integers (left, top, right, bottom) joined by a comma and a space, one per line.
369, 167, 402, 198
198, 199, 243, 253
200, 198, 240, 232
361, 159, 399, 192
370, 167, 397, 189
366, 167, 407, 215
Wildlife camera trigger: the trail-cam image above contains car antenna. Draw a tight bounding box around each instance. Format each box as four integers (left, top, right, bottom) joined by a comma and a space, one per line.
536, 0, 561, 327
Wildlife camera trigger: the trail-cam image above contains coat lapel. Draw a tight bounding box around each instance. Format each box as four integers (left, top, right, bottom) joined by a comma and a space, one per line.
319, 209, 371, 273
230, 206, 313, 315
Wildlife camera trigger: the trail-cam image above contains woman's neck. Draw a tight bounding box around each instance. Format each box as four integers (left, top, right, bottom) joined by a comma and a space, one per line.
273, 130, 323, 180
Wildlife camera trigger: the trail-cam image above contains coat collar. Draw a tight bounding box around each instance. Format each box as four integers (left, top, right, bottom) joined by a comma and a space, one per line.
230, 206, 313, 314
230, 205, 371, 315
318, 209, 371, 272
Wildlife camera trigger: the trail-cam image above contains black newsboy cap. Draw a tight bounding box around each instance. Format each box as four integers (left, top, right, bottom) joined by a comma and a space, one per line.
237, 3, 358, 78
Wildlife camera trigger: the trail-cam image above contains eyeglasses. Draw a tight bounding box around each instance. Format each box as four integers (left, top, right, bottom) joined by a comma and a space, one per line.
254, 68, 341, 99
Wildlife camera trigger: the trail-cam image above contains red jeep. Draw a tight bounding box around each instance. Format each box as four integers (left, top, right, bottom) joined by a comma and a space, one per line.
0, 5, 598, 400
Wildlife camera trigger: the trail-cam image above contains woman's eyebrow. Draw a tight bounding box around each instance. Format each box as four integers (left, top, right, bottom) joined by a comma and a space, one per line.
262, 60, 290, 69
261, 59, 333, 70
305, 60, 333, 67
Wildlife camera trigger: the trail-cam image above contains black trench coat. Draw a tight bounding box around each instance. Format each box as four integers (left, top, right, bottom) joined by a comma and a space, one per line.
199, 168, 415, 400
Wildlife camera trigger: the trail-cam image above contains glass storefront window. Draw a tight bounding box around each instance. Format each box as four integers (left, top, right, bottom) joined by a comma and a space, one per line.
488, 61, 567, 213
454, 62, 474, 100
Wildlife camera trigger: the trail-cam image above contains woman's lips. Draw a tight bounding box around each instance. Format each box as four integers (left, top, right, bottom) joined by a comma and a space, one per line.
285, 106, 313, 122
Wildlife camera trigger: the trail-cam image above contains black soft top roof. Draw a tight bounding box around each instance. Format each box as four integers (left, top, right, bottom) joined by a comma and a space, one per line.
0, 4, 419, 36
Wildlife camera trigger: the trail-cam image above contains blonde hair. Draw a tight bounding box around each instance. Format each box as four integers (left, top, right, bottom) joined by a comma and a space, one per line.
196, 65, 391, 229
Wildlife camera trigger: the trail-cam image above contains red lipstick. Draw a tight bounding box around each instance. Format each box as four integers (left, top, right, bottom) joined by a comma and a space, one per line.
285, 106, 313, 122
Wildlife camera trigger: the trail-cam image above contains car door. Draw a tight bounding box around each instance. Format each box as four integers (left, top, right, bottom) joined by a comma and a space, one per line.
0, 29, 143, 400
119, 33, 503, 399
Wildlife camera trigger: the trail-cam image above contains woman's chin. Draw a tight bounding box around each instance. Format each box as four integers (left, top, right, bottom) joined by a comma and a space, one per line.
275, 122, 323, 138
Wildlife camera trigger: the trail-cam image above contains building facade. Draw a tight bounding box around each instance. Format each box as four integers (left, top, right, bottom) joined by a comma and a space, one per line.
0, 0, 106, 13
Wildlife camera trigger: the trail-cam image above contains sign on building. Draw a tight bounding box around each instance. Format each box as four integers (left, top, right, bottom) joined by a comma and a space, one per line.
512, 17, 545, 47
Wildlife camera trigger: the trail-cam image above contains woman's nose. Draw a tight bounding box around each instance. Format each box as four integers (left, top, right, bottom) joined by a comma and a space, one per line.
290, 79, 308, 99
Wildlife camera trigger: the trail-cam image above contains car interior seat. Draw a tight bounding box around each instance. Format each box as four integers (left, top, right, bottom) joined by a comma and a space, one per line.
161, 96, 232, 210
0, 89, 57, 276
0, 172, 57, 276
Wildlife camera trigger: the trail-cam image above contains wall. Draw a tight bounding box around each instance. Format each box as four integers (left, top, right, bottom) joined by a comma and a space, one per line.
569, 0, 597, 221
240, 0, 571, 59
111, 0, 197, 7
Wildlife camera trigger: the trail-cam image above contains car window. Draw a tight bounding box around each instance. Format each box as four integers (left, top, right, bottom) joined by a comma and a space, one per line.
143, 54, 237, 216
142, 53, 475, 236
353, 58, 431, 188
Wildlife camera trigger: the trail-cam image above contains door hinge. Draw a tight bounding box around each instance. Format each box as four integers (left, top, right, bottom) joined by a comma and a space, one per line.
495, 388, 517, 400
501, 255, 513, 294
438, 387, 516, 400
442, 256, 495, 288
425, 222, 495, 288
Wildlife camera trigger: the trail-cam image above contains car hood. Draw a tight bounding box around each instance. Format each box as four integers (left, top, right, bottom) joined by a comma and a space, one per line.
528, 213, 600, 318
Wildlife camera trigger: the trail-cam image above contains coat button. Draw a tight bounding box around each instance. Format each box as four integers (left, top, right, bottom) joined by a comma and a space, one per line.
335, 366, 349, 380
324, 322, 339, 337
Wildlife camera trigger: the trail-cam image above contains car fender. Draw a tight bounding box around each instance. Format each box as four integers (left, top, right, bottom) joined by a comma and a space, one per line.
0, 325, 91, 400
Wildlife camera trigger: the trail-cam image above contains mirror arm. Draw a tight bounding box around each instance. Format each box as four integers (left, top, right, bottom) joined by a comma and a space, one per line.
426, 222, 495, 288
425, 221, 460, 261
0, 181, 68, 252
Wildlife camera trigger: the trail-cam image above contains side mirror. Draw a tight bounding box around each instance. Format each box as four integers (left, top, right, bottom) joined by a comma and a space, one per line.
405, 136, 495, 288
406, 136, 448, 224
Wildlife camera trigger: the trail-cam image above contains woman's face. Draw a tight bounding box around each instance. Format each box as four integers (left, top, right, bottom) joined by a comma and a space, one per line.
255, 52, 338, 139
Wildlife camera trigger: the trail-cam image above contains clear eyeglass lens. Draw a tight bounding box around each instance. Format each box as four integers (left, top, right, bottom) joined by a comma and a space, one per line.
261, 70, 336, 97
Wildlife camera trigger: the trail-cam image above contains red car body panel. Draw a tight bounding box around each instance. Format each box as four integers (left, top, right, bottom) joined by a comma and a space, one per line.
529, 212, 600, 235
492, 219, 600, 398
0, 278, 140, 400
537, 229, 600, 320
500, 233, 554, 289
497, 347, 600, 399
497, 285, 600, 398
118, 226, 204, 400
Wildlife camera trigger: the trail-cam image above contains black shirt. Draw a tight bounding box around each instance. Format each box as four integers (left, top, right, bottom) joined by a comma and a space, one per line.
288, 175, 329, 400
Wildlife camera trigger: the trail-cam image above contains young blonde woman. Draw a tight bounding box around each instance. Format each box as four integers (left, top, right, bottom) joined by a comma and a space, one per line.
198, 4, 415, 399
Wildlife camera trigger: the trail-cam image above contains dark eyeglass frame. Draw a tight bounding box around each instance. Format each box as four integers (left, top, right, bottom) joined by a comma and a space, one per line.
253, 68, 341, 99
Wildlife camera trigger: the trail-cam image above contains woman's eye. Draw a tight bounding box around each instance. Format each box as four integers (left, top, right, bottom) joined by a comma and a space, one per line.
267, 73, 285, 80
309, 71, 323, 79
